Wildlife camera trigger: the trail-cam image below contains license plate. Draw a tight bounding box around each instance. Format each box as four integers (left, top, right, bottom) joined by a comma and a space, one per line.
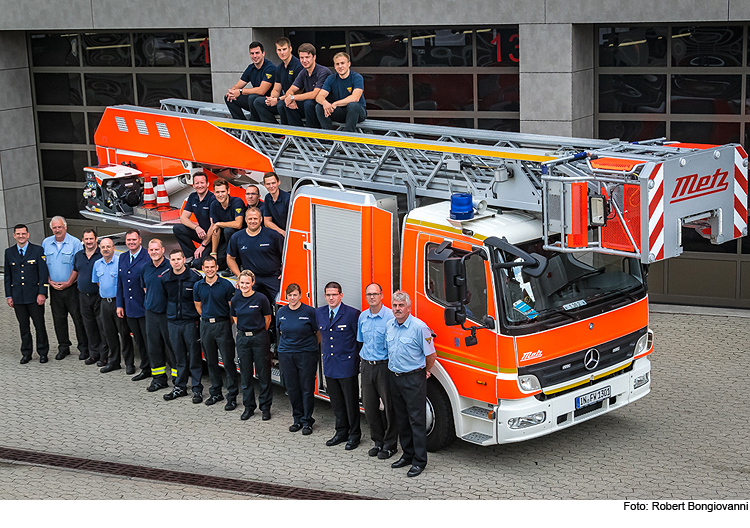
576, 386, 611, 409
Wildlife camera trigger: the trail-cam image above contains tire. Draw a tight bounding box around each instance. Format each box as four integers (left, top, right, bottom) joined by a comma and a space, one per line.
426, 378, 456, 452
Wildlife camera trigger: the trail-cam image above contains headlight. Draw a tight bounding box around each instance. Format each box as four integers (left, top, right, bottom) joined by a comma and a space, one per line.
518, 375, 541, 392
635, 333, 648, 356
633, 372, 649, 390
508, 412, 546, 429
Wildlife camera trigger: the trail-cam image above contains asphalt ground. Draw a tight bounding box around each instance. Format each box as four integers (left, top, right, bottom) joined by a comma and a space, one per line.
0, 298, 747, 504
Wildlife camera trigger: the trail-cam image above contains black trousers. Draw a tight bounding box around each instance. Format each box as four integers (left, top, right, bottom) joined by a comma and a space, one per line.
215, 227, 238, 268
362, 361, 398, 451
236, 330, 272, 412
100, 298, 133, 368
14, 302, 49, 359
172, 224, 203, 262
200, 319, 238, 398
168, 320, 203, 394
326, 375, 361, 443
390, 369, 428, 467
278, 352, 318, 427
50, 285, 88, 355
126, 316, 149, 372
224, 93, 263, 121
144, 310, 175, 385
79, 292, 106, 361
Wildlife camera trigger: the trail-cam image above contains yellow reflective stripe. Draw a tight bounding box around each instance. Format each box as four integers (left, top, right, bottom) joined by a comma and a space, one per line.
209, 120, 555, 163
405, 218, 488, 241
543, 362, 633, 395
435, 347, 496, 371
151, 366, 166, 375
171, 369, 178, 377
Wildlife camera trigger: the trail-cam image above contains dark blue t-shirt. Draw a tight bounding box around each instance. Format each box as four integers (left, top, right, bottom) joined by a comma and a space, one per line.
231, 291, 272, 332
276, 56, 304, 93
193, 276, 235, 319
276, 303, 319, 354
183, 191, 216, 231
292, 64, 332, 93
73, 248, 102, 295
227, 227, 284, 278
321, 71, 366, 107
261, 190, 291, 231
140, 258, 171, 313
210, 196, 245, 225
240, 58, 276, 96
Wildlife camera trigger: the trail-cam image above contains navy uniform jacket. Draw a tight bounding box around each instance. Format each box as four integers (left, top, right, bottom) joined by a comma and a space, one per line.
4, 243, 48, 304
116, 249, 150, 318
161, 268, 201, 323
316, 302, 361, 379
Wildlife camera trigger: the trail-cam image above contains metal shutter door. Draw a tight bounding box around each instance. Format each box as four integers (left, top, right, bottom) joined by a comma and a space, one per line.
313, 205, 361, 308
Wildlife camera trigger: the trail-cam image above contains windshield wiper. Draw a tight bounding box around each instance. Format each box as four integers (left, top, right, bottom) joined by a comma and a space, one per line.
549, 268, 605, 297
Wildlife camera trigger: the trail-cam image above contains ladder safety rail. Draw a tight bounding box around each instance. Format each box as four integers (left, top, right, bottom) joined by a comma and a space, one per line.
92, 100, 747, 265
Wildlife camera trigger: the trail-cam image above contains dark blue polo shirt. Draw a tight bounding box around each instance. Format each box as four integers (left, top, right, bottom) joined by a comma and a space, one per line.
193, 276, 235, 319
227, 227, 284, 278
292, 64, 332, 93
240, 58, 276, 97
231, 291, 272, 332
210, 196, 245, 225
262, 189, 291, 231
276, 55, 304, 93
321, 71, 366, 107
73, 248, 102, 295
276, 303, 319, 354
183, 191, 216, 231
140, 258, 171, 313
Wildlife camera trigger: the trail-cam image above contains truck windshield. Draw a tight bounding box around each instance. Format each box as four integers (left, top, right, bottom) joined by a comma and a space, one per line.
492, 242, 646, 330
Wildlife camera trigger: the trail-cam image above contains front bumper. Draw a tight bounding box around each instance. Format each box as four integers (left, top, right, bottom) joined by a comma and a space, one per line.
495, 356, 651, 443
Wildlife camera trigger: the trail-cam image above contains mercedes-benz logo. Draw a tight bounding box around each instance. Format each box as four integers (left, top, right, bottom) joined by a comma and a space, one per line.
583, 348, 600, 371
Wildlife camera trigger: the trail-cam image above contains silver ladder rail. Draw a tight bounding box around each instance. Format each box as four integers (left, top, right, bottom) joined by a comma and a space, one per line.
136, 100, 745, 264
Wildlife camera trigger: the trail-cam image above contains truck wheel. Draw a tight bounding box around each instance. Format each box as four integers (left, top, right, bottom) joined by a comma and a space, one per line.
426, 378, 456, 452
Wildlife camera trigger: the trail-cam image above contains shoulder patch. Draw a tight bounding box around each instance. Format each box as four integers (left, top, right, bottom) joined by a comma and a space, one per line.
347, 87, 352, 93
266, 73, 273, 79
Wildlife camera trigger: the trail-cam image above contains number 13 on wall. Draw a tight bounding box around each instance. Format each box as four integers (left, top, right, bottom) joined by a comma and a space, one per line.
491, 33, 519, 64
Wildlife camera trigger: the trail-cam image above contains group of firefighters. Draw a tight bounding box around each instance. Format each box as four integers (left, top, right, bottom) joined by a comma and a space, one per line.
4, 171, 437, 478
224, 37, 368, 133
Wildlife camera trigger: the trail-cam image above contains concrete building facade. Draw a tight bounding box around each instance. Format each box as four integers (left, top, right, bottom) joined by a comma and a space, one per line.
2, 1, 750, 306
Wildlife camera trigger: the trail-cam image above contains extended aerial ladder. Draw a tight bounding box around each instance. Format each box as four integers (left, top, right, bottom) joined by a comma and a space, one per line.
83, 98, 748, 264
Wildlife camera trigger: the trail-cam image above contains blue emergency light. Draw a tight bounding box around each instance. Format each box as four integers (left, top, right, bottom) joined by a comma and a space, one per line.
450, 193, 474, 220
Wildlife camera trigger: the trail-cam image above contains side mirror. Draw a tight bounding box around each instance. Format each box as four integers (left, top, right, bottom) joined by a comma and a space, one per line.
482, 315, 496, 330
443, 257, 466, 303
444, 306, 466, 327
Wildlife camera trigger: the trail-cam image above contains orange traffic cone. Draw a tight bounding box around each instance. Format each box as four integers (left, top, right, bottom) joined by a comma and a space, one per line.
155, 174, 171, 211
142, 172, 157, 209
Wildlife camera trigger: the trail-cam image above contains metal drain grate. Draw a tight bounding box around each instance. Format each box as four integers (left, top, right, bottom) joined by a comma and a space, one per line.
0, 446, 373, 500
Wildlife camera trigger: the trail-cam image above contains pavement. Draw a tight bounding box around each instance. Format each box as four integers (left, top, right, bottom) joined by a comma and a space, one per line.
0, 299, 748, 500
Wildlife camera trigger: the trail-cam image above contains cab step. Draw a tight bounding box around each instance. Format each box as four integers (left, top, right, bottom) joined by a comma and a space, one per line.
461, 432, 493, 445
461, 406, 496, 422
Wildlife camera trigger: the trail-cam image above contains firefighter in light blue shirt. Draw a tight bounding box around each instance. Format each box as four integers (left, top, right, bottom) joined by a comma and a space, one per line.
357, 283, 398, 460
42, 216, 86, 361
385, 290, 436, 478
92, 238, 133, 373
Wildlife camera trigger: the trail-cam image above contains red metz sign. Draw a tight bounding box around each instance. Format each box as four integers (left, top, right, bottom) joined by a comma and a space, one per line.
670, 168, 729, 204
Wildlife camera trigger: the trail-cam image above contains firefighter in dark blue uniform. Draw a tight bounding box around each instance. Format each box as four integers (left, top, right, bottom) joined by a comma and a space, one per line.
140, 238, 176, 392
315, 281, 361, 450
116, 229, 150, 379
161, 249, 204, 403
4, 223, 49, 363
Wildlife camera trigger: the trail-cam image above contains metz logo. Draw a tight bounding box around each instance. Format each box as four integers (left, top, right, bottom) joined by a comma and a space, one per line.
521, 350, 543, 362
670, 168, 729, 204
